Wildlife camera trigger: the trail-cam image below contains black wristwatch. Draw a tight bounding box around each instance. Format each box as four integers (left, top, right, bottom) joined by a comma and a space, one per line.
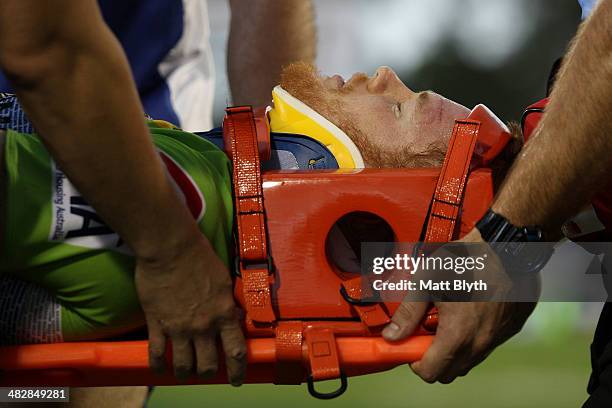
475, 209, 553, 274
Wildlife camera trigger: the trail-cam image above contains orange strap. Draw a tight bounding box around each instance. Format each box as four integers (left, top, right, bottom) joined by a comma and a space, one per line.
274, 322, 305, 385
223, 106, 276, 323
424, 120, 480, 242
340, 278, 390, 329
340, 121, 479, 331
304, 328, 341, 381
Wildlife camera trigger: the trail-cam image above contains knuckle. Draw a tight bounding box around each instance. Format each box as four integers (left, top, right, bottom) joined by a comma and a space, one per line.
228, 345, 248, 361
149, 345, 166, 360
442, 324, 472, 349
220, 278, 234, 292
214, 276, 234, 293
193, 317, 213, 333
149, 356, 166, 373
472, 336, 492, 356
458, 366, 472, 378
455, 332, 473, 349
439, 375, 456, 384
506, 318, 527, 337
395, 302, 419, 322
419, 371, 437, 384
229, 370, 246, 387
163, 321, 186, 336
218, 301, 238, 319
157, 318, 172, 330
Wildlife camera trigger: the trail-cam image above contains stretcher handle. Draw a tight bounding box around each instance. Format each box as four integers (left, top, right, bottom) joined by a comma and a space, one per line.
0, 336, 433, 386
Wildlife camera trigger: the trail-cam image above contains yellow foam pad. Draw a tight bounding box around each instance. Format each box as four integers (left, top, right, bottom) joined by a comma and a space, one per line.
268, 86, 364, 168
150, 119, 179, 130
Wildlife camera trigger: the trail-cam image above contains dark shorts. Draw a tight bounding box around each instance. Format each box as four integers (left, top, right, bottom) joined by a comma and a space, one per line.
584, 302, 612, 407
0, 130, 4, 257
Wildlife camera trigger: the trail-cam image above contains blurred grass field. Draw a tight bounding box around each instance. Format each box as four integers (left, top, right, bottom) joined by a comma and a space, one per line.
149, 304, 596, 408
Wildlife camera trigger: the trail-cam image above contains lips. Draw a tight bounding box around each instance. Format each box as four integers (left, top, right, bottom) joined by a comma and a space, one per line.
325, 74, 346, 89
324, 72, 369, 91
332, 75, 345, 87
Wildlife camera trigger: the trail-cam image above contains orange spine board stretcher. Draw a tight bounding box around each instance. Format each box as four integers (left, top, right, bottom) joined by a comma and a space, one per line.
0, 104, 508, 392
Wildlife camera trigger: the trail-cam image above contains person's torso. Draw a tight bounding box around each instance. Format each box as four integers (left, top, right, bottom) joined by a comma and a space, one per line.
0, 93, 232, 342
0, 121, 233, 278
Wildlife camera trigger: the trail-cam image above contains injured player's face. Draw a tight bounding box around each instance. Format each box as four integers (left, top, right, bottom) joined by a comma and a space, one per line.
280, 62, 471, 168
280, 64, 522, 272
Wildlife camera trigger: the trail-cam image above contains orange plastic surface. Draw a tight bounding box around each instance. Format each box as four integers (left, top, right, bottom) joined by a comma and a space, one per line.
250, 168, 493, 320
0, 336, 433, 387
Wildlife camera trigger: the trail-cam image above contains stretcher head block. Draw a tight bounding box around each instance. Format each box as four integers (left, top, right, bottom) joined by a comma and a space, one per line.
254, 167, 494, 320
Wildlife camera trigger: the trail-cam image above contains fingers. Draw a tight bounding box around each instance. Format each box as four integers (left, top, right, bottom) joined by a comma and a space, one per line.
383, 301, 428, 341
194, 334, 218, 380
410, 321, 467, 383
219, 319, 248, 387
171, 336, 194, 381
147, 321, 167, 375
149, 327, 221, 382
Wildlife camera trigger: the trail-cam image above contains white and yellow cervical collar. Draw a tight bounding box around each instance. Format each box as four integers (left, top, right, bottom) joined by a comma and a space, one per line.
268, 86, 365, 168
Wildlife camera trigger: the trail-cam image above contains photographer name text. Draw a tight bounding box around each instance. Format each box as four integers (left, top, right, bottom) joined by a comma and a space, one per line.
373, 279, 488, 293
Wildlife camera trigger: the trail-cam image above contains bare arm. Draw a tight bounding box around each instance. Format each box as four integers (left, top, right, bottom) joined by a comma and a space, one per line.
386, 0, 612, 384
228, 0, 316, 106
493, 0, 612, 230
0, 0, 245, 383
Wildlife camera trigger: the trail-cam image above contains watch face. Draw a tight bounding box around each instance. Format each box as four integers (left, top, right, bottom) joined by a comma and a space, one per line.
522, 226, 544, 242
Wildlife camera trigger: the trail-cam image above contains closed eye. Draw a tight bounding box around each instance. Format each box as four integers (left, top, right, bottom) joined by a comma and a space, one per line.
392, 102, 402, 118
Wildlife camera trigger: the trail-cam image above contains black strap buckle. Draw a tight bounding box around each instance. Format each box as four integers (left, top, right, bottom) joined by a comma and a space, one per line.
307, 371, 348, 400
339, 285, 380, 306
233, 255, 274, 278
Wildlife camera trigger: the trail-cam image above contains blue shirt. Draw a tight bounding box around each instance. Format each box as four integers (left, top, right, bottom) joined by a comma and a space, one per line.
0, 0, 214, 131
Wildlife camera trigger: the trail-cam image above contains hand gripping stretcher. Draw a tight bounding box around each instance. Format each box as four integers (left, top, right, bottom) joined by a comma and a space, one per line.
0, 104, 511, 399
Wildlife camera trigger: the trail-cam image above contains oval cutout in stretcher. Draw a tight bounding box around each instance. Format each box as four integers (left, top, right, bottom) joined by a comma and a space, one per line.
0, 102, 510, 394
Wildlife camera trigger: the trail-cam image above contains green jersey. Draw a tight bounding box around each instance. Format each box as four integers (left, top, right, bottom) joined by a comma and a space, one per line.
0, 122, 233, 343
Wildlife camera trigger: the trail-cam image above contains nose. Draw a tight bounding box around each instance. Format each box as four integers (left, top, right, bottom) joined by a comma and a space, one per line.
367, 66, 408, 94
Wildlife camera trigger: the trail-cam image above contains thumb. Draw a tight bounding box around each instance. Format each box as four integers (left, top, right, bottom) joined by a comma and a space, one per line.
383, 301, 428, 341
